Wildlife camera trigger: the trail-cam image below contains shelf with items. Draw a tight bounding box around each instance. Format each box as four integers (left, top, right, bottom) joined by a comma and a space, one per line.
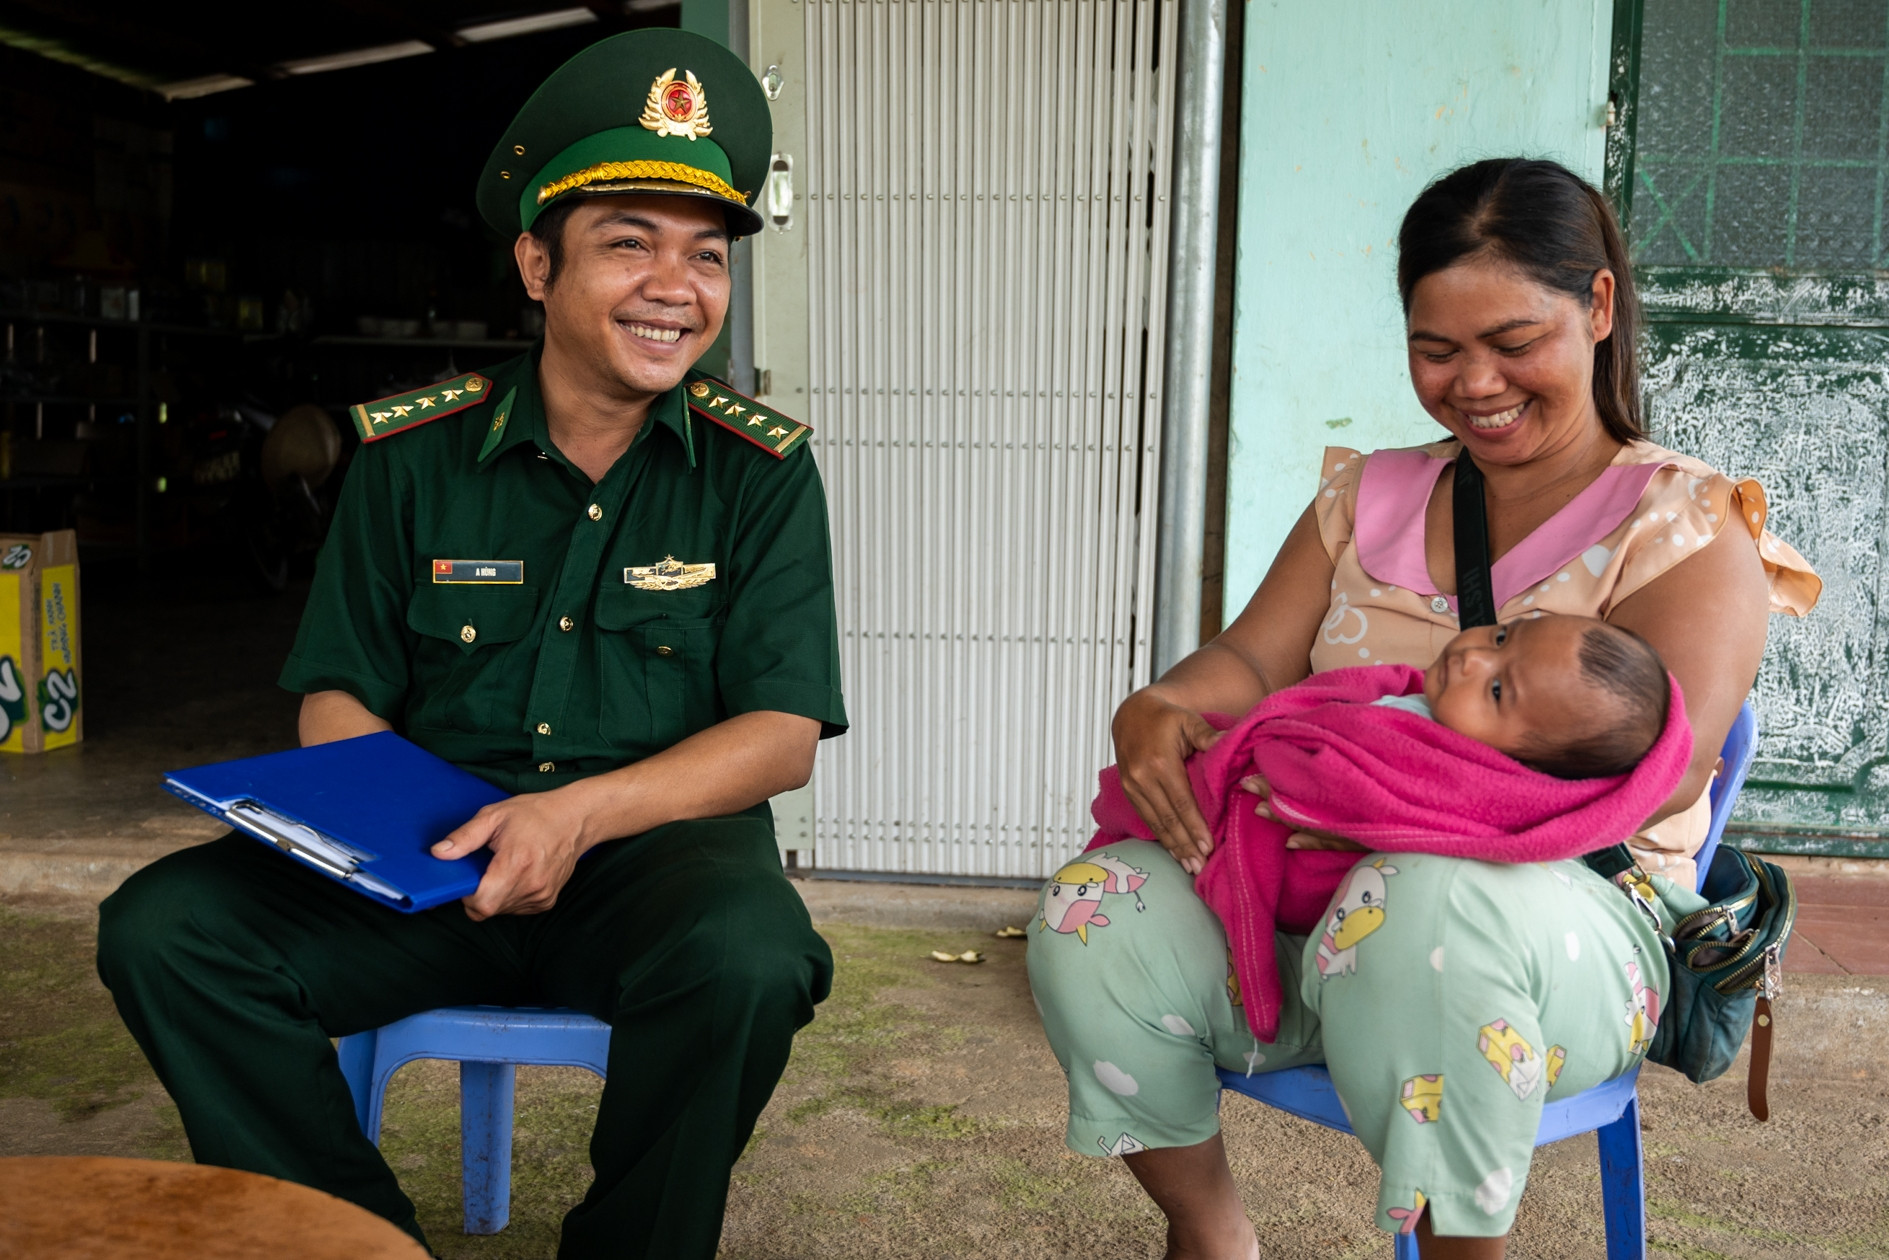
3, 290, 529, 569
243, 331, 530, 421
0, 308, 247, 561
3, 395, 143, 408
0, 309, 246, 339
0, 475, 140, 490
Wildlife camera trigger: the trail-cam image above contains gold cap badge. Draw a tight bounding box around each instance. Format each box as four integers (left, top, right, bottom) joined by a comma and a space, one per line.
640, 69, 713, 141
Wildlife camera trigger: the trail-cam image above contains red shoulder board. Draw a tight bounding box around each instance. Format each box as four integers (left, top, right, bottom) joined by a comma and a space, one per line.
348, 373, 493, 443
684, 377, 811, 459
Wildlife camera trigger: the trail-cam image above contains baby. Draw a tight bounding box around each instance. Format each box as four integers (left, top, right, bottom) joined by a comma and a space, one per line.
1267, 612, 1673, 855
1085, 611, 1690, 1039
1378, 613, 1671, 780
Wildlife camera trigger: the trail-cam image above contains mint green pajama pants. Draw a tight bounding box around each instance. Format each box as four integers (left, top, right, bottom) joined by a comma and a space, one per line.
1026, 841, 1683, 1238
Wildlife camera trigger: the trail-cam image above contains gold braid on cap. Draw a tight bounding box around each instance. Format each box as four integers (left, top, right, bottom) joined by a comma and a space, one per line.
536, 160, 744, 206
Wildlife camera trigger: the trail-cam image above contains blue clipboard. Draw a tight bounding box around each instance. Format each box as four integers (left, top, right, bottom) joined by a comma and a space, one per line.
164, 731, 509, 913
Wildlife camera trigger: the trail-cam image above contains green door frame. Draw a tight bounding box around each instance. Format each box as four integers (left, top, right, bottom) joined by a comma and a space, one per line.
1608, 0, 1889, 859
1605, 0, 1646, 229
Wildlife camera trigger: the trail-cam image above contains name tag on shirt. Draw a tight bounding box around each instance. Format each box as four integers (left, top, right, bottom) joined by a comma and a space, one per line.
432, 560, 524, 584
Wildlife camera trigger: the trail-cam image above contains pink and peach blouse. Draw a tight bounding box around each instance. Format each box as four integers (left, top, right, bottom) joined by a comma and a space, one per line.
1308, 439, 1820, 883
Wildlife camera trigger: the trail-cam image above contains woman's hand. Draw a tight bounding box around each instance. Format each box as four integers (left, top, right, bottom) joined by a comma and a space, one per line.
1282, 832, 1369, 852
1101, 505, 1339, 876
1113, 688, 1223, 875
1240, 773, 1368, 852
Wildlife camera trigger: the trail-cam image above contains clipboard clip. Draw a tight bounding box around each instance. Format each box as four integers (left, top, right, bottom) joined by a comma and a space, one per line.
225, 801, 410, 906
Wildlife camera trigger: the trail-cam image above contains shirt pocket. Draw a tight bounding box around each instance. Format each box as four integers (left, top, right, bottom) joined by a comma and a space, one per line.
593, 586, 725, 751
405, 583, 541, 734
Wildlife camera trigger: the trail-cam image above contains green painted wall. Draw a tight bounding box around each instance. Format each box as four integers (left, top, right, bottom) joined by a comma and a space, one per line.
680, 0, 733, 45
1222, 0, 1614, 620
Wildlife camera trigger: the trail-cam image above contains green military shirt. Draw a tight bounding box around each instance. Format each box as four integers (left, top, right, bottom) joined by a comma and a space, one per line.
279, 349, 847, 795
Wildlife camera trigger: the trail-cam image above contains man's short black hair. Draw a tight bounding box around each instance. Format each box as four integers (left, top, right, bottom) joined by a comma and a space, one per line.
527, 197, 583, 290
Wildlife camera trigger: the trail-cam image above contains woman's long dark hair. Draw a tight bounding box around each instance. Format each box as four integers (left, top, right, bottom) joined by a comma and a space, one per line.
1396, 158, 1645, 445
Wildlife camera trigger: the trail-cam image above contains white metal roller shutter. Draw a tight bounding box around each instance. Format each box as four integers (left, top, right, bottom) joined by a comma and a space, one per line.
789, 0, 1178, 879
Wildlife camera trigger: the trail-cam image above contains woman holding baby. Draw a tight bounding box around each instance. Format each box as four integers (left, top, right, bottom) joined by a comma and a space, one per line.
1026, 159, 1820, 1259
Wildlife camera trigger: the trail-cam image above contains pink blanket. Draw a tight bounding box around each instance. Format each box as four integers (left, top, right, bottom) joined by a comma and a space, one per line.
1086, 664, 1692, 1041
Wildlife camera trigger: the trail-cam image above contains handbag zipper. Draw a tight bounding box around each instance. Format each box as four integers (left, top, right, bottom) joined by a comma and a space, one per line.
1675, 883, 1758, 939
1692, 925, 1764, 978
1719, 941, 1783, 998
1712, 863, 1796, 997
1674, 903, 1735, 941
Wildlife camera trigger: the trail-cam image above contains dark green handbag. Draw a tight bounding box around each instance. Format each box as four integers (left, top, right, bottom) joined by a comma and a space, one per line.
1587, 842, 1796, 1119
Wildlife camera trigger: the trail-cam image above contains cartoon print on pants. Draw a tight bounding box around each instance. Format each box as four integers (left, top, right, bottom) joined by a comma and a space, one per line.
1399, 1074, 1443, 1124
1225, 949, 1243, 1007
1476, 1019, 1543, 1101
1099, 1132, 1147, 1157
1545, 1045, 1567, 1090
1387, 1190, 1427, 1235
1624, 958, 1661, 1055
1315, 859, 1398, 978
1039, 852, 1148, 944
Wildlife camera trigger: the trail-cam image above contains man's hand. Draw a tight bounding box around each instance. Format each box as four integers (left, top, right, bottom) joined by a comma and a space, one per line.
432, 786, 596, 921
425, 710, 817, 921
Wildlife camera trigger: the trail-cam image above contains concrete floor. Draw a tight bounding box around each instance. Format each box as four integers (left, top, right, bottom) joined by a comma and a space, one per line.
0, 560, 306, 897
4, 886, 1885, 1260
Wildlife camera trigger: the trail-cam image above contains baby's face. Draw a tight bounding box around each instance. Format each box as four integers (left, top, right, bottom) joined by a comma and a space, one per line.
1422, 616, 1603, 758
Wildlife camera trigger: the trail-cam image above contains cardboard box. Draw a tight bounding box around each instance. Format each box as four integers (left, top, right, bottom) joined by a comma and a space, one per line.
0, 530, 82, 754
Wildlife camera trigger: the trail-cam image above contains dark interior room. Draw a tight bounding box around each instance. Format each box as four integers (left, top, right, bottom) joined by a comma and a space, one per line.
2, 1, 683, 584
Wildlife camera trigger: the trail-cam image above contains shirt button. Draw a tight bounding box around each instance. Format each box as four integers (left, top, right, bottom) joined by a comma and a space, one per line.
538, 761, 555, 773
460, 625, 477, 643
587, 503, 603, 522
536, 722, 552, 735
559, 616, 575, 632
1430, 595, 1450, 614
655, 645, 674, 657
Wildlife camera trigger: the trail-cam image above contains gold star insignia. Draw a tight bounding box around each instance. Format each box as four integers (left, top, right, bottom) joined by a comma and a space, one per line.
710, 396, 729, 408
441, 388, 463, 402
728, 403, 746, 416
466, 379, 484, 392
746, 414, 765, 427
767, 425, 788, 439
391, 404, 413, 418
417, 396, 438, 409
369, 410, 392, 424
689, 381, 712, 398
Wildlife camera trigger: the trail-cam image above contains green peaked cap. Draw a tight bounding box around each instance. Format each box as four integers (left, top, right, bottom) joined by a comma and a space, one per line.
475, 29, 770, 238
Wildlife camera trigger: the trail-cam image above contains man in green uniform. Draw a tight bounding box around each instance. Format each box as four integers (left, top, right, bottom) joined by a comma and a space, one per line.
97, 30, 844, 1259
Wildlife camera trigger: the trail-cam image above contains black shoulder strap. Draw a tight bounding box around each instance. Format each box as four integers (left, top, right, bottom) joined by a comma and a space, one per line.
1451, 453, 1499, 629
1452, 456, 1647, 876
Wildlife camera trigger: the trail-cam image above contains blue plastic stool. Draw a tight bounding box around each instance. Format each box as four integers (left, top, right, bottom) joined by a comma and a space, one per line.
1219, 702, 1758, 1259
337, 1005, 610, 1234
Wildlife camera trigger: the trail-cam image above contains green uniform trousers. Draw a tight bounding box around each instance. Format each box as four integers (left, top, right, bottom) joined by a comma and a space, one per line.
96, 813, 832, 1259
